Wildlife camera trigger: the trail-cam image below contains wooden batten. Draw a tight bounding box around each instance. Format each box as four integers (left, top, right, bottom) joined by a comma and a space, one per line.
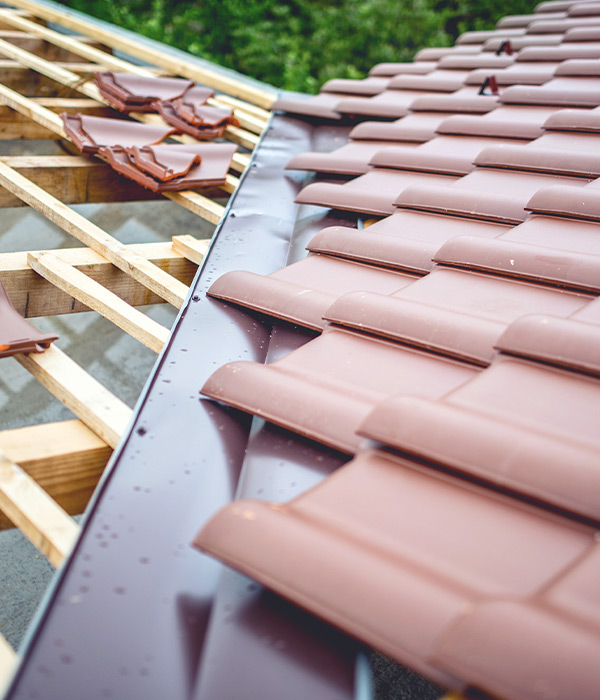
0, 242, 198, 318
28, 251, 171, 352
0, 100, 112, 139
0, 633, 16, 691
171, 234, 210, 266
16, 345, 132, 449
0, 420, 112, 530
0, 160, 191, 307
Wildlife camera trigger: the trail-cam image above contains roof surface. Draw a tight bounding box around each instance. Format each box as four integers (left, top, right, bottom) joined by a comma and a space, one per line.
3, 1, 600, 699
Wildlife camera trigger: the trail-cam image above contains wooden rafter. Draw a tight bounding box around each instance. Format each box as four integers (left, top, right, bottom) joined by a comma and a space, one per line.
1, 0, 277, 109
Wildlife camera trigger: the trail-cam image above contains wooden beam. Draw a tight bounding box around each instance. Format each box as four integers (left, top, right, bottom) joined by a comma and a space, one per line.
0, 159, 190, 307
0, 633, 16, 692
28, 251, 171, 352
172, 234, 210, 266
0, 11, 267, 138
0, 155, 165, 206
0, 82, 66, 134
0, 59, 112, 72
0, 64, 61, 95
0, 99, 112, 138
0, 35, 105, 98
1, 0, 277, 109
0, 447, 80, 567
16, 345, 132, 449
0, 420, 111, 530
0, 10, 157, 76
0, 241, 198, 318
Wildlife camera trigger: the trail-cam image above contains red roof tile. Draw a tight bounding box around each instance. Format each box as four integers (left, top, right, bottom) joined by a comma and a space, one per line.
0, 282, 58, 358
194, 448, 600, 699
202, 326, 478, 453
99, 142, 237, 192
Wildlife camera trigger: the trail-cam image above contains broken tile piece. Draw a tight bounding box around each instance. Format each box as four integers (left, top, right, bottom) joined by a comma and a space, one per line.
0, 282, 58, 358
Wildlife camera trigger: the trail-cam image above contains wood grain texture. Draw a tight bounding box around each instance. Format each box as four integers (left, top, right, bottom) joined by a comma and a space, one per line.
0, 241, 198, 318
0, 420, 111, 530
28, 251, 171, 352
16, 345, 132, 449
0, 448, 80, 567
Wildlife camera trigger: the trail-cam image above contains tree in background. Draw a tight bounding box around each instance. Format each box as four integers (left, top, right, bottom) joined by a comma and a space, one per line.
59, 0, 533, 92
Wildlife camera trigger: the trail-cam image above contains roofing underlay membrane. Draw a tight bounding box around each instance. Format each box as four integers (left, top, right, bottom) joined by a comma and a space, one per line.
5, 1, 600, 700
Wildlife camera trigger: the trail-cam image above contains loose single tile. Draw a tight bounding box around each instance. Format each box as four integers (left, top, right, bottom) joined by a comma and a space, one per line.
155, 101, 239, 140
99, 143, 236, 192
94, 72, 194, 112
127, 143, 202, 181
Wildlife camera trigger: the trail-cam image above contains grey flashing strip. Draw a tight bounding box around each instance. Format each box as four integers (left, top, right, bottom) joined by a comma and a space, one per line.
4, 114, 364, 700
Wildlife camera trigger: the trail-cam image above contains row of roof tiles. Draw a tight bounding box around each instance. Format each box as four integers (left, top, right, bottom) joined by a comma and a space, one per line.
189, 3, 600, 699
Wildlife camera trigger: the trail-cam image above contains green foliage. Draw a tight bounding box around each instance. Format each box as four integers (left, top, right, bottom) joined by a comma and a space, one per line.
58, 0, 535, 93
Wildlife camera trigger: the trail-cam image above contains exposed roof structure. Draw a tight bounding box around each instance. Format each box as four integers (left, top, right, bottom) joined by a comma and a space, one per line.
1, 1, 599, 699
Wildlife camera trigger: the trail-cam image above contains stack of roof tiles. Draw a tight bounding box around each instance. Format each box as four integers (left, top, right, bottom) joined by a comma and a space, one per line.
61, 110, 237, 192
93, 72, 240, 139
190, 2, 600, 699
0, 282, 58, 357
